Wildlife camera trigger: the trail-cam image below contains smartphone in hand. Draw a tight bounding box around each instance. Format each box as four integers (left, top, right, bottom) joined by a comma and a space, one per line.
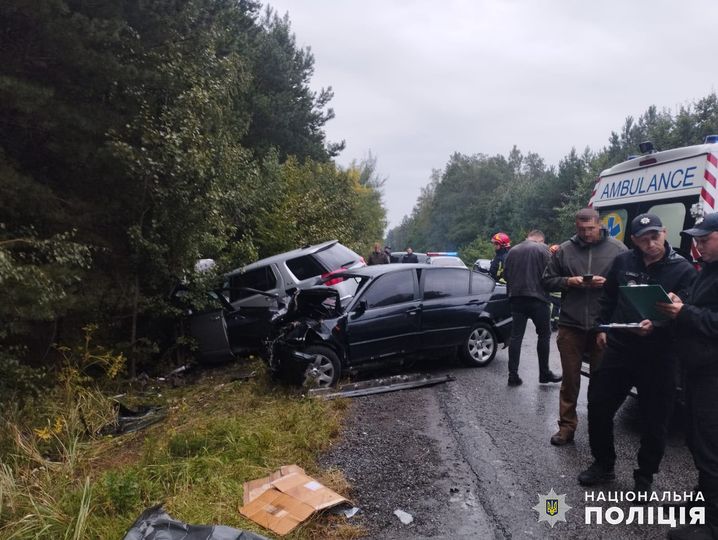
583, 274, 594, 282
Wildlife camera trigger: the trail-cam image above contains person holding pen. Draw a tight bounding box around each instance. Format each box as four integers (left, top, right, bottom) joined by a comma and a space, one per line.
577, 213, 696, 498
656, 213, 718, 540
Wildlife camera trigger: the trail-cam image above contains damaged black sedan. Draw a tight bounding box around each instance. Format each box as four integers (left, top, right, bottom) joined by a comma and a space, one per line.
270, 264, 512, 386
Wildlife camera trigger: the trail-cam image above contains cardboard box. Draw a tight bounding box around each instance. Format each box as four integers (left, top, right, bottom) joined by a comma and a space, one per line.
242, 464, 305, 506
240, 488, 315, 536
240, 465, 349, 536
270, 472, 347, 511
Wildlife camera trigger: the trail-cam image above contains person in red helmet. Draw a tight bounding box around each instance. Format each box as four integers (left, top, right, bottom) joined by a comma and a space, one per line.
489, 232, 511, 282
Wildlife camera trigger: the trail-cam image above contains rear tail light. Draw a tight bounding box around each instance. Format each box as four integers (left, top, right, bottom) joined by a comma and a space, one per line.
321, 268, 345, 286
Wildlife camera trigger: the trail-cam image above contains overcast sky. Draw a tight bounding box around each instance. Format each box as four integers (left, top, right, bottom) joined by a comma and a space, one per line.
266, 0, 718, 229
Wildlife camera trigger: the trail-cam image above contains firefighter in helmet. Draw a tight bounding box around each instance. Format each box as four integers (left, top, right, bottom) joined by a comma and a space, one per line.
489, 232, 511, 282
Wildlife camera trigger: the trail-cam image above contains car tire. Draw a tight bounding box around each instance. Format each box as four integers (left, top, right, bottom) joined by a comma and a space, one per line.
302, 345, 341, 387
461, 322, 498, 367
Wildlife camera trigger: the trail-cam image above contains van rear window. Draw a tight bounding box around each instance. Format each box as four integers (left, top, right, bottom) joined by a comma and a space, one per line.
286, 255, 326, 281
314, 243, 360, 270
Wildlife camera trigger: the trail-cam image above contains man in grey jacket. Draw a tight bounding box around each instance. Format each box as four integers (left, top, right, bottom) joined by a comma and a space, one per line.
504, 229, 562, 386
542, 208, 627, 446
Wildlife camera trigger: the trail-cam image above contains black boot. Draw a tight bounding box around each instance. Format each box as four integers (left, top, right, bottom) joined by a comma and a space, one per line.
578, 461, 615, 486
539, 370, 562, 383
631, 469, 653, 503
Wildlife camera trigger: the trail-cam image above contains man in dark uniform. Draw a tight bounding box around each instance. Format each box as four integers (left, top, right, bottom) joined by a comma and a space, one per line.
578, 214, 696, 496
401, 247, 418, 263
657, 213, 718, 540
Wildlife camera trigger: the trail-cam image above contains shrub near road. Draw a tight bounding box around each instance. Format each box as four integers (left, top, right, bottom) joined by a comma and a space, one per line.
0, 361, 361, 539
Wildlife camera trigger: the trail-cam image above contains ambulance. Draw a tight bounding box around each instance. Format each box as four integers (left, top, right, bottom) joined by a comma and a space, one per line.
588, 136, 718, 260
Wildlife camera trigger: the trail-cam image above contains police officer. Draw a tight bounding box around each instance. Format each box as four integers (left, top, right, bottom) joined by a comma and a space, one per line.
657, 213, 718, 540
401, 247, 418, 263
578, 214, 696, 495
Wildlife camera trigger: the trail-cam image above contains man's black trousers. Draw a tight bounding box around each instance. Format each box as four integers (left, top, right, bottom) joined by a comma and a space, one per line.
686, 372, 718, 532
587, 342, 676, 477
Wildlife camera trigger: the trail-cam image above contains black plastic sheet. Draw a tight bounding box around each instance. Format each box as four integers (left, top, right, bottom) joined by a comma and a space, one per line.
123, 505, 269, 540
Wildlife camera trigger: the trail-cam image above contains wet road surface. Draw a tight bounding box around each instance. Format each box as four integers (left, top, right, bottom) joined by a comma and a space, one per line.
322, 322, 697, 539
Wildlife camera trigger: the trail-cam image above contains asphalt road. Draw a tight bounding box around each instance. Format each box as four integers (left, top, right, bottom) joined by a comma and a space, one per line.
321, 323, 697, 539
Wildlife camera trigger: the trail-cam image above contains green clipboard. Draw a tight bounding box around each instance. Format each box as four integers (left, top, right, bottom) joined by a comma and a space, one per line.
618, 284, 673, 322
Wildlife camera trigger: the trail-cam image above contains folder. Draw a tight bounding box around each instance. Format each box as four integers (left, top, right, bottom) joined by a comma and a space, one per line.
618, 284, 673, 322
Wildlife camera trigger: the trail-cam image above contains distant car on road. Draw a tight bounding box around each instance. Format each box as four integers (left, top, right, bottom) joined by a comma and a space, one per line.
389, 251, 430, 263
473, 258, 491, 273
271, 264, 512, 386
427, 255, 467, 268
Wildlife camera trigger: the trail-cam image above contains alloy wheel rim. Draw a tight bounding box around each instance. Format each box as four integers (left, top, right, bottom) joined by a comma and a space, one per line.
304, 354, 335, 386
469, 328, 495, 361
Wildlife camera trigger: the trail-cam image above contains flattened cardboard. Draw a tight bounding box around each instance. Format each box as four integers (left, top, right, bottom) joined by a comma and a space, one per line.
270, 472, 347, 511
240, 487, 314, 536
240, 465, 350, 536
243, 465, 305, 506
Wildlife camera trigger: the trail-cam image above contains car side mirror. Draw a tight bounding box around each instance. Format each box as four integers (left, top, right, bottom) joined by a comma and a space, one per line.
354, 300, 368, 314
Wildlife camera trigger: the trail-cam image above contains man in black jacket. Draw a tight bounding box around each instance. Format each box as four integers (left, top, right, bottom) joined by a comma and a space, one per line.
578, 214, 696, 496
503, 229, 561, 386
401, 247, 418, 263
657, 213, 718, 540
543, 208, 627, 446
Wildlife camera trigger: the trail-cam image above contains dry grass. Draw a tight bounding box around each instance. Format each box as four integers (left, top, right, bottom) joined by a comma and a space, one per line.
0, 361, 363, 539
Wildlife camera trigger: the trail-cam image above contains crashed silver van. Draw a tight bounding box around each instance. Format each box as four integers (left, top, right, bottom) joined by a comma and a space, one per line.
181, 241, 366, 364
225, 240, 365, 309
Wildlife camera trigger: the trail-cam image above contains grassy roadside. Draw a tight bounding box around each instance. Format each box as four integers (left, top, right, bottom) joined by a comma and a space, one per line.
0, 360, 363, 539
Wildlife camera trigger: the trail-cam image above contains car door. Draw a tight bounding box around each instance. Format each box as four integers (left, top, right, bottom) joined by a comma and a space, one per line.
345, 269, 420, 364
420, 268, 474, 350
228, 264, 283, 309
187, 296, 234, 364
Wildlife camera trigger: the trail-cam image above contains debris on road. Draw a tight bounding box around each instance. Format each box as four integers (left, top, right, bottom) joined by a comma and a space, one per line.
240, 465, 349, 535
393, 509, 414, 525
309, 373, 455, 400
100, 403, 166, 436
332, 505, 360, 518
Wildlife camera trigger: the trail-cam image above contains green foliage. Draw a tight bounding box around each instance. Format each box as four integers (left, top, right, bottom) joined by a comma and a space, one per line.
97, 470, 141, 514
242, 7, 345, 161
388, 92, 718, 254
253, 157, 386, 258
0, 0, 386, 380
458, 237, 494, 265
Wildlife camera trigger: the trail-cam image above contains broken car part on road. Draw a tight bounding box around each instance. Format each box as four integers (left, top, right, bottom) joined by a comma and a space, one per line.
308, 373, 455, 399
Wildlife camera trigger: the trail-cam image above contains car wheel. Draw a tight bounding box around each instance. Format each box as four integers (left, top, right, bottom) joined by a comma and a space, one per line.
461, 322, 498, 367
302, 345, 341, 387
